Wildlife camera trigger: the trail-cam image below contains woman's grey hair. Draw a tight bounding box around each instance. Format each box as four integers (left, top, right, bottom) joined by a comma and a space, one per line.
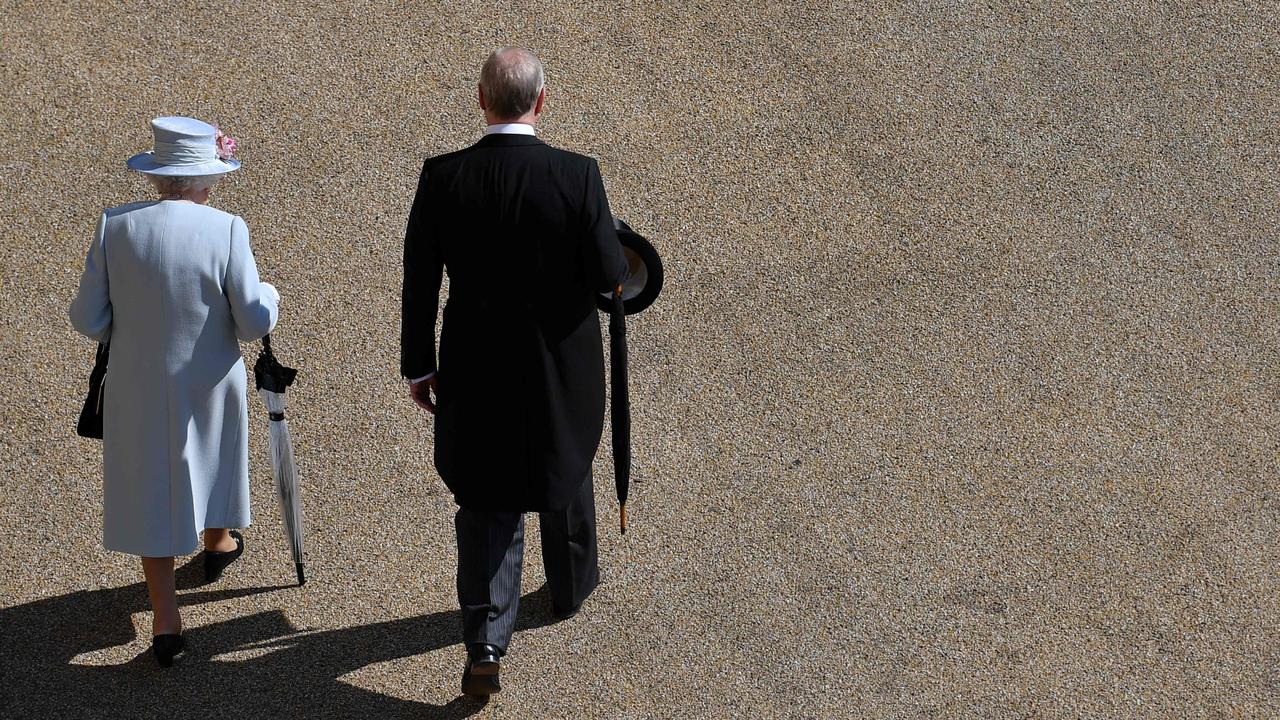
146, 173, 222, 196
480, 47, 545, 120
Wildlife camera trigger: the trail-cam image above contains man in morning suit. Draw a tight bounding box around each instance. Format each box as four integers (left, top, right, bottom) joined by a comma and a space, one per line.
401, 47, 627, 697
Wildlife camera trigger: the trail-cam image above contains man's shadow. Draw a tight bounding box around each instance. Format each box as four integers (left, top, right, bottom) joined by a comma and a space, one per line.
0, 556, 561, 719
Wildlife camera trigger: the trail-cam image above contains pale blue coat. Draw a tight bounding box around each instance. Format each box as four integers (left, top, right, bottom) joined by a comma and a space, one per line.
70, 200, 278, 557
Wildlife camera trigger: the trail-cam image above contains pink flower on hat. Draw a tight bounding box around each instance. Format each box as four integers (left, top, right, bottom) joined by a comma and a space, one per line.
214, 127, 238, 161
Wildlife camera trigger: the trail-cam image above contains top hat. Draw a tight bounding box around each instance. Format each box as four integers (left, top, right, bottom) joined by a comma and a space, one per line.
598, 218, 663, 315
126, 116, 240, 176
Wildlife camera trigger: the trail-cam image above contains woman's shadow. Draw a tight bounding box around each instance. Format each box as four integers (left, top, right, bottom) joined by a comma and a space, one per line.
0, 557, 561, 719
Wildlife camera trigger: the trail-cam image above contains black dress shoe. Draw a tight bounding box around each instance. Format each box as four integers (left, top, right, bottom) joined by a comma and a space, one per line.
461, 643, 502, 697
152, 634, 186, 668
552, 602, 582, 621
204, 530, 244, 583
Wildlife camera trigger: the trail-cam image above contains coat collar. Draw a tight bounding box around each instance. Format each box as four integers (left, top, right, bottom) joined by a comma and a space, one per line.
474, 133, 545, 148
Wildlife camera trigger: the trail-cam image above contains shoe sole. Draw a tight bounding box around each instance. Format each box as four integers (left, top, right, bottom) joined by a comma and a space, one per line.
462, 661, 501, 696
156, 649, 186, 668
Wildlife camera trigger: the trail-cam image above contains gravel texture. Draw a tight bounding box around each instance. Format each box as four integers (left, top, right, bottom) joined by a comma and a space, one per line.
2, 1, 1278, 718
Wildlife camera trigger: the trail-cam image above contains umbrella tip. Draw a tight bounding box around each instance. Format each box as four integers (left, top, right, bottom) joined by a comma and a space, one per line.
620, 505, 627, 535
296, 563, 306, 586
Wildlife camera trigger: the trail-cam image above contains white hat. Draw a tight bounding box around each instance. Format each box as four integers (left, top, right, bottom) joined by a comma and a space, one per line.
126, 116, 240, 176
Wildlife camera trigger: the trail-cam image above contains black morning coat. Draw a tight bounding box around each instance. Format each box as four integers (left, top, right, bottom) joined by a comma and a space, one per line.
401, 133, 628, 512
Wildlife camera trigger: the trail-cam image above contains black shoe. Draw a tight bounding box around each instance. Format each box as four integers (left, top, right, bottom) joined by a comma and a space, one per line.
552, 603, 581, 621
461, 643, 502, 697
204, 530, 244, 583
152, 634, 186, 668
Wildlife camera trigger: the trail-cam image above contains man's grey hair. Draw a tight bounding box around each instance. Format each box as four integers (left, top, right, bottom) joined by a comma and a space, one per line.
146, 174, 221, 196
480, 47, 545, 120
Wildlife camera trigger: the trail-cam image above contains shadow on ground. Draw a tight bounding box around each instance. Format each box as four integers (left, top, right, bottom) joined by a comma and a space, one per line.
0, 556, 559, 718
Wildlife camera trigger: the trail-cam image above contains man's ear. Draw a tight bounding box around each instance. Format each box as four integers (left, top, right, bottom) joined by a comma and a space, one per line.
478, 84, 487, 111
534, 87, 546, 116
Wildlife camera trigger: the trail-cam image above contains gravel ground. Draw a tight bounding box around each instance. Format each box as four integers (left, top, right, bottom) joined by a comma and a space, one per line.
2, 1, 1278, 718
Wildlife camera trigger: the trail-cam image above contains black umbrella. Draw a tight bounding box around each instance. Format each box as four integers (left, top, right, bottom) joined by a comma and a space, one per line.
253, 335, 305, 585
601, 219, 664, 534
608, 287, 630, 534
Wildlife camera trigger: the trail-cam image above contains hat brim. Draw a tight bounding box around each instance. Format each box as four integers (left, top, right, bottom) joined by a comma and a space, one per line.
126, 151, 239, 176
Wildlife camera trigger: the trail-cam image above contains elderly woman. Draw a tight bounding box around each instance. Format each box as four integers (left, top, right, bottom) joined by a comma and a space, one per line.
69, 117, 279, 667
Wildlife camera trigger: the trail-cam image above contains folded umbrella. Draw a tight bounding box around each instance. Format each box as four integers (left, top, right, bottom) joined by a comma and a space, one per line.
253, 335, 305, 585
608, 287, 630, 534
600, 218, 664, 534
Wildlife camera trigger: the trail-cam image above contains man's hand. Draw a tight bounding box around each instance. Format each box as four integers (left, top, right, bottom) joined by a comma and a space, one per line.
409, 375, 438, 414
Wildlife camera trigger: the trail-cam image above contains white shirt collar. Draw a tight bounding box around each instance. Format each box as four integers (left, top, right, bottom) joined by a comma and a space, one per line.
484, 123, 537, 136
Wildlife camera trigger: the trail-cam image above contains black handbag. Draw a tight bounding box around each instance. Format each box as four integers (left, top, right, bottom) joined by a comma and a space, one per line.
76, 343, 109, 439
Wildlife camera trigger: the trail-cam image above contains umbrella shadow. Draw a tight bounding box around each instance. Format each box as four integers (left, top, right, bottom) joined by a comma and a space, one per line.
0, 579, 561, 719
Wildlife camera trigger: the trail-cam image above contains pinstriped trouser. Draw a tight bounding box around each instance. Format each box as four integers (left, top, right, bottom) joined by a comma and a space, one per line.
455, 473, 600, 654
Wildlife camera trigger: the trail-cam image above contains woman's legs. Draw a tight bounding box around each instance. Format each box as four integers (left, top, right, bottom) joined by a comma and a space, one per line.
140, 556, 180, 636
142, 531, 243, 635
203, 528, 238, 553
